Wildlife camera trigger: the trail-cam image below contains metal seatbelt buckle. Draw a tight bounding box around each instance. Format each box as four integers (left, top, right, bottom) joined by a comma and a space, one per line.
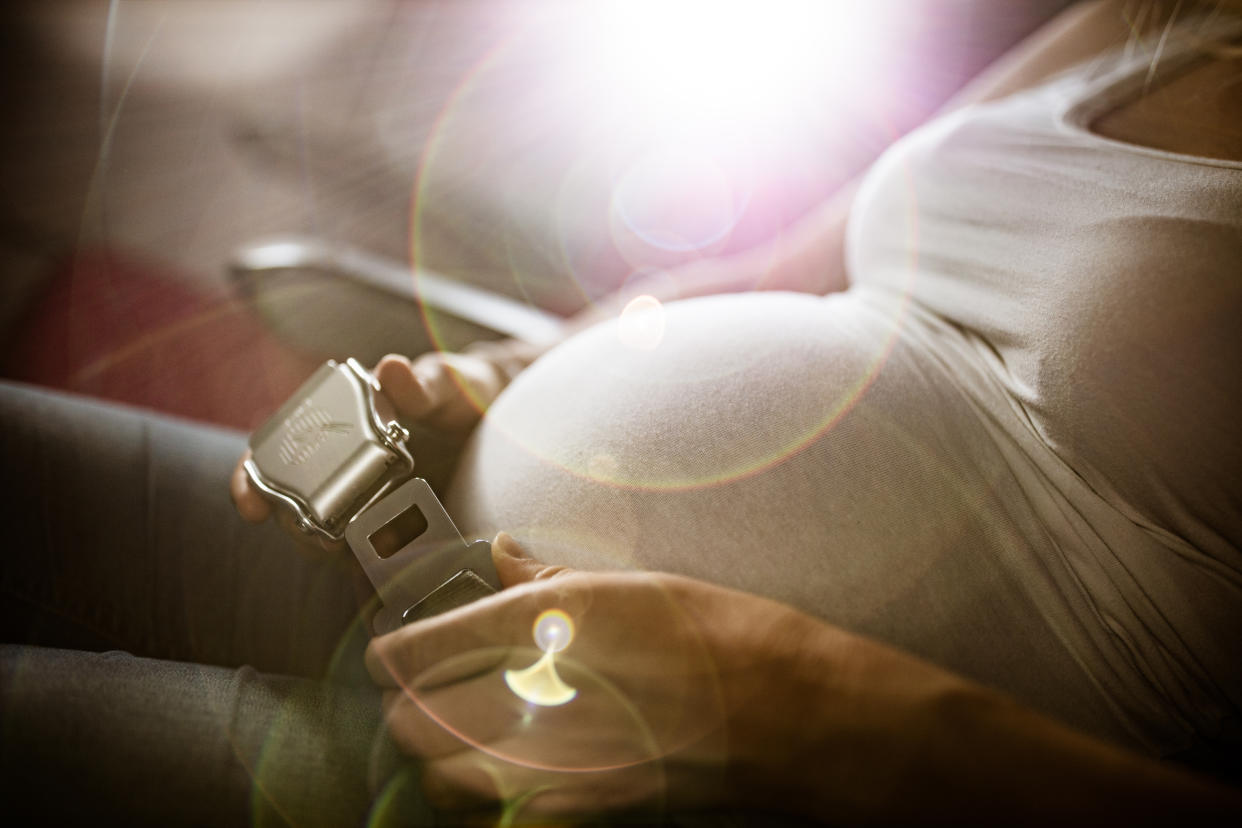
245, 359, 499, 634
345, 478, 499, 635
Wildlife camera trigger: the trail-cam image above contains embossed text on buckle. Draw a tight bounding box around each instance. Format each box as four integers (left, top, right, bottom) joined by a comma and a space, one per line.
245, 358, 413, 539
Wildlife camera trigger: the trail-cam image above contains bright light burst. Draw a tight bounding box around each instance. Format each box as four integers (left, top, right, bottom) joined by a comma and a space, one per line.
552, 0, 890, 257
532, 608, 575, 654
583, 0, 884, 134
505, 609, 579, 707
617, 295, 666, 350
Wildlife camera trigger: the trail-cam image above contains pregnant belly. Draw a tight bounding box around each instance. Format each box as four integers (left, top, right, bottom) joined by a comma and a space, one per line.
443, 291, 1175, 751
445, 291, 983, 624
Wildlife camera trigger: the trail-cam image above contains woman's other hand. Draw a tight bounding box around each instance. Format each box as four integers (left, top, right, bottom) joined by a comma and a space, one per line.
371, 348, 509, 435
229, 343, 532, 532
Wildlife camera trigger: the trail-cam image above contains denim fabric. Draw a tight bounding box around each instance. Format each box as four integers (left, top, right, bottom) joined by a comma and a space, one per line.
0, 646, 420, 825
0, 383, 819, 827
0, 382, 434, 826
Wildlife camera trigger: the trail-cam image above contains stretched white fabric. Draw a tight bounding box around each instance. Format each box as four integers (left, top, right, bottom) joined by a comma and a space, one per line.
448, 15, 1242, 757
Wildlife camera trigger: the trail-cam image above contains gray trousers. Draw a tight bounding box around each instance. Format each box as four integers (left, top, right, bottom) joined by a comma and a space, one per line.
0, 382, 435, 826
0, 382, 826, 827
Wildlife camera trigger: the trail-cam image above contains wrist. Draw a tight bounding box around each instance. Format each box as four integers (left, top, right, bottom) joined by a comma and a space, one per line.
687, 593, 946, 820
712, 608, 988, 823
887, 680, 1242, 826
783, 628, 976, 823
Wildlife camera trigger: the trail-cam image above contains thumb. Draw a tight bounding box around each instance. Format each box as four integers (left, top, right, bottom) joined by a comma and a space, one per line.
490, 532, 572, 588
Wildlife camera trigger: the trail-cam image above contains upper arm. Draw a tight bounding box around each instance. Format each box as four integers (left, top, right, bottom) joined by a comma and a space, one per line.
940, 0, 1140, 111
772, 2, 1150, 295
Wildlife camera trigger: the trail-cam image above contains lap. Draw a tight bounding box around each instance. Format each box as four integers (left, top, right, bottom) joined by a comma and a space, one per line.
0, 644, 425, 827
0, 381, 365, 677
0, 383, 428, 823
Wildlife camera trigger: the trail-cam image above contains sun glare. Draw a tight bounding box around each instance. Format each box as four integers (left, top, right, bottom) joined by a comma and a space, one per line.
585, 0, 882, 133
504, 609, 579, 707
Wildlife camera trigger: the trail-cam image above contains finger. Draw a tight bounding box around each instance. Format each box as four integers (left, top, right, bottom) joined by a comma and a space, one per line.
365, 599, 518, 688
374, 354, 436, 421
412, 352, 493, 430
382, 671, 530, 760
386, 703, 476, 763
230, 451, 272, 523
491, 532, 574, 588
420, 745, 572, 811
420, 746, 613, 815
383, 688, 474, 760
384, 688, 462, 759
365, 578, 580, 687
420, 751, 510, 810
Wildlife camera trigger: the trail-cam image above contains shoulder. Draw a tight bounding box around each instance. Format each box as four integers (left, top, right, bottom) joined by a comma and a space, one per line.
946, 2, 1242, 162
939, 1, 1139, 111
942, 1, 1240, 110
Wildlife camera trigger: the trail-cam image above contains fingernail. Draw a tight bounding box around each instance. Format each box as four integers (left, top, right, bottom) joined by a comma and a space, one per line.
493, 531, 527, 558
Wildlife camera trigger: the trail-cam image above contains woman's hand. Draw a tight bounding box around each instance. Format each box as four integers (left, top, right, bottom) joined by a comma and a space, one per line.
369, 348, 512, 435
364, 534, 971, 822
229, 344, 530, 534
366, 535, 1242, 825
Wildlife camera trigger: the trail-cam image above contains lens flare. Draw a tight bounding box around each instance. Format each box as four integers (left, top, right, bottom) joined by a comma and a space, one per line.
503, 651, 578, 707
617, 295, 665, 351
610, 147, 749, 255
532, 608, 575, 653
504, 609, 579, 706
585, 0, 882, 131
406, 1, 915, 495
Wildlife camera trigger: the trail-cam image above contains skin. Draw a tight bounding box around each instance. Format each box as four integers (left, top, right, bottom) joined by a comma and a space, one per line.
230, 349, 508, 528
364, 535, 1241, 824
230, 1, 1242, 822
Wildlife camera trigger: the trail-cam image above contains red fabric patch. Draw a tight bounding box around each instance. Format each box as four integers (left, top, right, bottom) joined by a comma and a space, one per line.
2, 247, 320, 430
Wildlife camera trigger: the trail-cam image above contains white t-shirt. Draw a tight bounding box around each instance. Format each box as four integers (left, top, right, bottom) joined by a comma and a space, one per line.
447, 17, 1241, 757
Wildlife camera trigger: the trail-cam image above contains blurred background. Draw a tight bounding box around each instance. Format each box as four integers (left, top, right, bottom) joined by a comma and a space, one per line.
0, 0, 1071, 429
